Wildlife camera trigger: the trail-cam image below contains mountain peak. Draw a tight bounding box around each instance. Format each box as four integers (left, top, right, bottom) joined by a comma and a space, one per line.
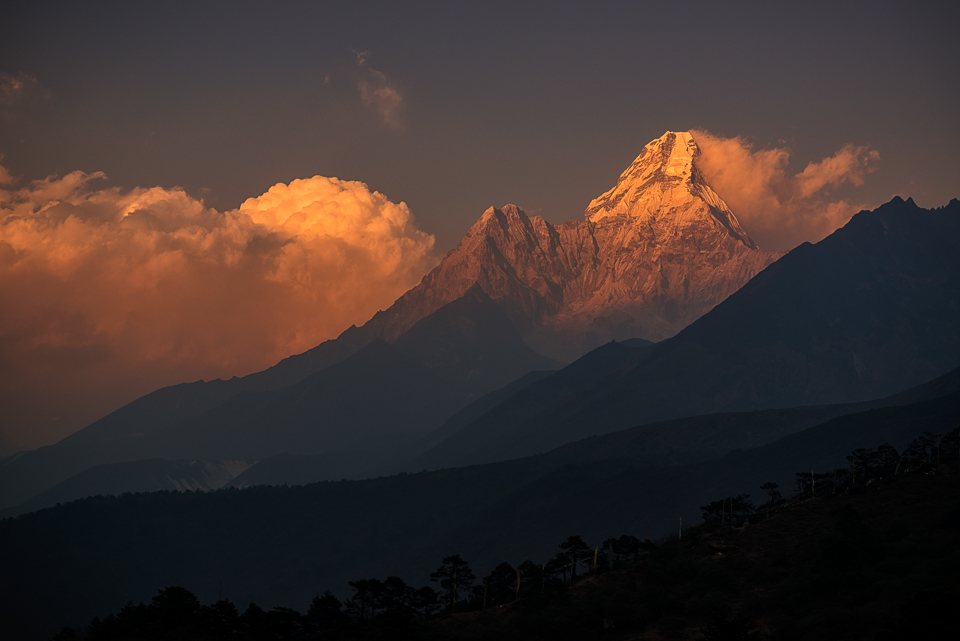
338, 131, 781, 360
584, 131, 757, 250
655, 130, 698, 178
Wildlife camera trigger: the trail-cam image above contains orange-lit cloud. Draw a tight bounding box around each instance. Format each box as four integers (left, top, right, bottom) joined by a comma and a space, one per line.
0, 169, 436, 447
692, 130, 880, 250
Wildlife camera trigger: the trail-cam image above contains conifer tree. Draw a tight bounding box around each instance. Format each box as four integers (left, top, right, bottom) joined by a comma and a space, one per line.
430, 555, 475, 612
559, 535, 591, 580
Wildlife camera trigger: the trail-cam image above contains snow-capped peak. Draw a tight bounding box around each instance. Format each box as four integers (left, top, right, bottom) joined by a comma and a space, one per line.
584, 131, 757, 249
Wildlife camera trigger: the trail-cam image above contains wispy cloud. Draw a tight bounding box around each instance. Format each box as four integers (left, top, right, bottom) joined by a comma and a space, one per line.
692, 130, 880, 250
354, 52, 405, 130
353, 49, 370, 67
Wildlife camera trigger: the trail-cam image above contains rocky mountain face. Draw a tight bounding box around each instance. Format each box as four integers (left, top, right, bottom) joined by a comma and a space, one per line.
416, 197, 960, 467
357, 131, 782, 360
0, 131, 780, 511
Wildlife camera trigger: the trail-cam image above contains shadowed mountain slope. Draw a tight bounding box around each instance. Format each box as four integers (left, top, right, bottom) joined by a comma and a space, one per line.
0, 339, 451, 510
0, 288, 560, 510
6, 459, 252, 517
409, 338, 655, 470
423, 197, 960, 466
3, 378, 958, 640
221, 337, 651, 489
531, 363, 960, 470
228, 368, 560, 489
393, 283, 562, 396
151, 288, 561, 462
3, 130, 776, 510
147, 340, 463, 460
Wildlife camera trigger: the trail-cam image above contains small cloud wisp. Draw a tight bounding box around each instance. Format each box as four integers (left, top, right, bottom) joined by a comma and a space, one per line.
355, 52, 404, 130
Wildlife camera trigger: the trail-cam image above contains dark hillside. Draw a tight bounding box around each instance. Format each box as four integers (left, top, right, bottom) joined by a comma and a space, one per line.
445, 390, 960, 574
39, 456, 960, 640
410, 338, 653, 470
427, 460, 960, 640
428, 198, 960, 465
2, 387, 957, 639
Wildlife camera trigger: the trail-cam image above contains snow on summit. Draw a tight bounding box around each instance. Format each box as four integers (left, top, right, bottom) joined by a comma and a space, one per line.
585, 131, 757, 250
335, 131, 782, 360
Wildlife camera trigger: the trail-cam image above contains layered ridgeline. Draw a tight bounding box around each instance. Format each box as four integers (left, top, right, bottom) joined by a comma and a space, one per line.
0, 287, 560, 510
359, 131, 780, 360
415, 197, 960, 468
11, 196, 959, 510
0, 131, 779, 510
3, 368, 959, 640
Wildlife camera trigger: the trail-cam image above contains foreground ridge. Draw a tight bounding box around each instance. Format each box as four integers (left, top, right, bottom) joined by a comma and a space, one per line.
51, 429, 960, 640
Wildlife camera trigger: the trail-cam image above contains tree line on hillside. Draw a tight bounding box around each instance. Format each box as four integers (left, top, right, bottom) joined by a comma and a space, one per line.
52, 427, 960, 641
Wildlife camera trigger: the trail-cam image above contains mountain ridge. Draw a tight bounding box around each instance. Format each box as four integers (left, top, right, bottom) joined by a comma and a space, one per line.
416, 197, 960, 467
3, 130, 779, 494
354, 131, 781, 361
4, 378, 958, 640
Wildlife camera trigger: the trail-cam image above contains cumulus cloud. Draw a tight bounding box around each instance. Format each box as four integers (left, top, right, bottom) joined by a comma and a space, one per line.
0, 169, 436, 446
355, 53, 404, 129
691, 130, 880, 250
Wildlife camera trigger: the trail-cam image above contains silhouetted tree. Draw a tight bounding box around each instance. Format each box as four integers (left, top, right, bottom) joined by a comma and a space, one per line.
430, 554, 475, 612
559, 535, 591, 579
795, 471, 838, 496
413, 586, 441, 618
760, 481, 781, 503
760, 481, 781, 518
598, 535, 648, 568
260, 606, 305, 639
876, 443, 899, 471
348, 578, 385, 620
203, 599, 241, 640
701, 495, 753, 526
382, 576, 415, 613
517, 559, 544, 594
619, 534, 652, 563
307, 590, 346, 632
153, 586, 203, 636
240, 603, 267, 638
546, 552, 570, 584
482, 562, 517, 604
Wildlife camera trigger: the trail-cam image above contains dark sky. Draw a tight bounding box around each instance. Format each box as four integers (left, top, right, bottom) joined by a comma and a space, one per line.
1, 1, 959, 448
3, 1, 958, 251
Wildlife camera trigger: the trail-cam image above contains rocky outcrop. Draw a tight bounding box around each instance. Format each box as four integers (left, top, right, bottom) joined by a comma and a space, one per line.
359, 131, 782, 361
